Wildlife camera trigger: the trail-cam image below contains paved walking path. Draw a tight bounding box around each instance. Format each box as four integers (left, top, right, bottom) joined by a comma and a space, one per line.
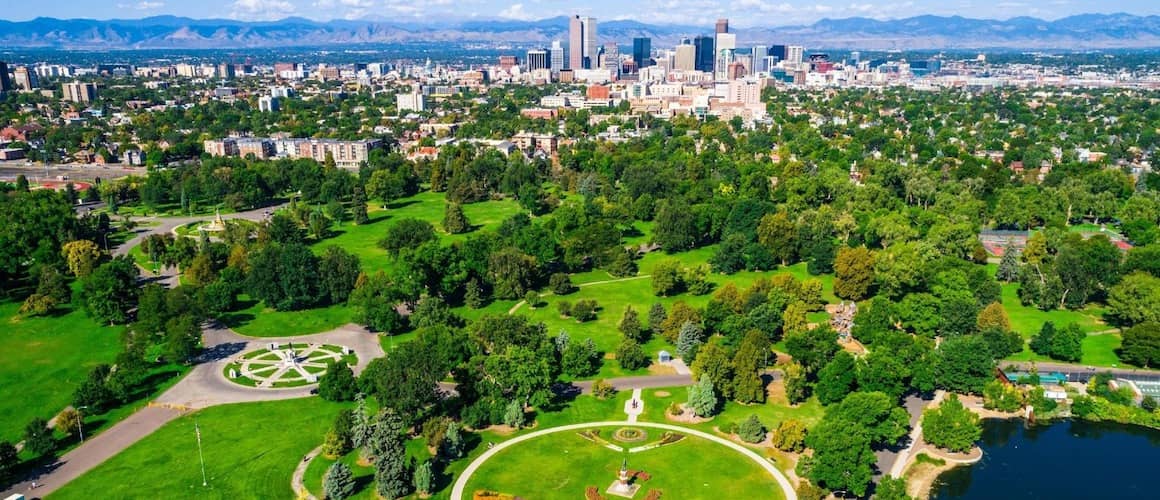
0, 406, 184, 499
888, 391, 945, 478
624, 388, 643, 423
292, 445, 324, 500
448, 421, 797, 500
0, 321, 384, 499
111, 203, 286, 258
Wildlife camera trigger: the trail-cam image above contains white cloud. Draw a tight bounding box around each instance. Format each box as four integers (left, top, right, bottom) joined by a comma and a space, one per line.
117, 1, 165, 9
230, 0, 296, 21
498, 3, 535, 20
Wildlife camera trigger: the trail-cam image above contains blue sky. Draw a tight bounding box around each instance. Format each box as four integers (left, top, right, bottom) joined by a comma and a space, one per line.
3, 0, 1160, 26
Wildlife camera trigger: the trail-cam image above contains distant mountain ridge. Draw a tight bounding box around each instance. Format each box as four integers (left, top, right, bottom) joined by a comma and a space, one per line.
2, 13, 1160, 50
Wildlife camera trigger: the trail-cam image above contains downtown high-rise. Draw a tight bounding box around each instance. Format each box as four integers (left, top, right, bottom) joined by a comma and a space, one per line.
569, 15, 598, 69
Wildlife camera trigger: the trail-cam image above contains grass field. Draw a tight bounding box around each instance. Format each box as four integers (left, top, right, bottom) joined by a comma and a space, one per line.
994, 275, 1122, 367
219, 297, 356, 337
462, 425, 785, 500
51, 398, 346, 500
314, 192, 523, 272
635, 386, 825, 434
0, 301, 123, 443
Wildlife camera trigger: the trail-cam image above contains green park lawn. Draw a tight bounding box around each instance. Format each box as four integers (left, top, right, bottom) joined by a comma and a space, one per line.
462, 425, 785, 500
219, 296, 357, 337
995, 280, 1122, 367
51, 398, 347, 500
636, 387, 825, 434
0, 301, 123, 443
314, 192, 522, 272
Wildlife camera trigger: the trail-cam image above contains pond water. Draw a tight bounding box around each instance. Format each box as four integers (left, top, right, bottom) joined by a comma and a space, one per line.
933, 419, 1160, 499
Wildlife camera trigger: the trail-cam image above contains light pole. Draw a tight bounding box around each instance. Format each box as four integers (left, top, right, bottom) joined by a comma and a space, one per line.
76, 405, 88, 443
195, 417, 208, 487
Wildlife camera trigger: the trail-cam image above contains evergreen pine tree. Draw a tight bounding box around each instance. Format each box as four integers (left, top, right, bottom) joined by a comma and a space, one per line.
648, 302, 667, 334
352, 186, 369, 225
465, 279, 485, 309
413, 459, 434, 496
687, 375, 718, 417
442, 423, 464, 459
676, 320, 704, 362
618, 305, 644, 342
373, 410, 412, 499
996, 239, 1021, 282
324, 462, 356, 500
1029, 321, 1056, 355
442, 202, 470, 234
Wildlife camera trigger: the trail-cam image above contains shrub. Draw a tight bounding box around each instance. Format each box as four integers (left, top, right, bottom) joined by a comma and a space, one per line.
550, 273, 576, 295
592, 379, 617, 399
524, 291, 540, 308
616, 339, 650, 370
770, 419, 807, 452
737, 415, 767, 443
557, 300, 573, 317
573, 299, 599, 322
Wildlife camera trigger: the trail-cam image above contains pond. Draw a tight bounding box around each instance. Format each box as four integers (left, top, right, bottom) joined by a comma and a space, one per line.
933, 419, 1160, 499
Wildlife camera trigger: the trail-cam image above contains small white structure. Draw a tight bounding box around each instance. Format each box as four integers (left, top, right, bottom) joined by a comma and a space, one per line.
228, 369, 238, 379
657, 350, 672, 363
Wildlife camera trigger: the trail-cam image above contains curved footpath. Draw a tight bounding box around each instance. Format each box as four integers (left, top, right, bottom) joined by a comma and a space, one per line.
449, 421, 798, 500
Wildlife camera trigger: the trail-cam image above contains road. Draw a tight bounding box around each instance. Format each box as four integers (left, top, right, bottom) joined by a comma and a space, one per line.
0, 406, 184, 499
0, 320, 386, 499
111, 202, 287, 258
1004, 361, 1160, 383
873, 393, 934, 481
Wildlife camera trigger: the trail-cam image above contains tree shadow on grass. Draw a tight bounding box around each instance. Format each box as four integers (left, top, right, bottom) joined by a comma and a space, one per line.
218, 313, 256, 329
384, 200, 420, 210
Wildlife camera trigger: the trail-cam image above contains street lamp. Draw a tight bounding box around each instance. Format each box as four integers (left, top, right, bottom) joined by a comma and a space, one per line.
76, 405, 89, 443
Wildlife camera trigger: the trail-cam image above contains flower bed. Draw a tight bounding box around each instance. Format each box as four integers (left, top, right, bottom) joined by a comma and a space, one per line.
613, 427, 648, 443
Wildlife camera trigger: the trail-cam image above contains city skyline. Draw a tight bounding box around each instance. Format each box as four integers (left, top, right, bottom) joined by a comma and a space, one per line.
4, 0, 1160, 26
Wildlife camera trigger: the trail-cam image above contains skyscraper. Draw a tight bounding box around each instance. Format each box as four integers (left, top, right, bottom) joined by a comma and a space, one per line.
584, 17, 599, 69
716, 18, 729, 34
0, 62, 12, 92
13, 66, 37, 90
675, 42, 696, 71
694, 36, 715, 73
632, 37, 652, 70
526, 49, 549, 71
786, 45, 805, 65
569, 15, 598, 69
714, 33, 736, 81
569, 16, 583, 70
601, 43, 620, 77
550, 41, 565, 74
769, 45, 788, 62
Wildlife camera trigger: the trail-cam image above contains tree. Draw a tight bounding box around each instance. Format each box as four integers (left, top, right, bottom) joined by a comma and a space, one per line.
833, 246, 876, 300
784, 326, 840, 376
647, 302, 667, 335
983, 379, 1024, 412
373, 411, 412, 499
1107, 272, 1160, 327
676, 321, 704, 361
806, 421, 876, 497
690, 340, 735, 400
996, 240, 1021, 282
660, 301, 701, 342
442, 202, 470, 234
549, 272, 576, 295
379, 218, 436, 256
783, 362, 810, 404
560, 338, 600, 378
414, 459, 434, 496
62, 239, 103, 277
23, 417, 54, 457
1030, 321, 1056, 356
815, 351, 857, 405
0, 441, 17, 481
464, 278, 486, 309
976, 302, 1010, 332
710, 233, 749, 274
164, 314, 202, 364
318, 246, 362, 305
324, 462, 356, 500
1049, 323, 1085, 362
352, 186, 369, 225
618, 305, 644, 341
653, 199, 698, 251
56, 407, 83, 439
487, 247, 538, 300
20, 265, 71, 316
922, 394, 981, 453
826, 391, 910, 446
737, 415, 767, 443
771, 419, 808, 452
1120, 322, 1160, 368
616, 339, 650, 370
79, 256, 140, 324
245, 243, 321, 311
442, 423, 464, 459
651, 258, 684, 296
757, 211, 797, 264
935, 335, 996, 394
877, 476, 914, 500
319, 361, 358, 402
571, 299, 598, 322
732, 330, 771, 403
687, 374, 718, 417
782, 302, 810, 336
503, 400, 526, 428
73, 365, 114, 412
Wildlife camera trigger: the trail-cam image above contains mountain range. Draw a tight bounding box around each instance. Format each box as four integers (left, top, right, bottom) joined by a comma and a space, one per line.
2, 13, 1160, 50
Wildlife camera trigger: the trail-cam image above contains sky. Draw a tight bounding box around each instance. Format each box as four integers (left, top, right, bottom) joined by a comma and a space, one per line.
2, 0, 1160, 26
